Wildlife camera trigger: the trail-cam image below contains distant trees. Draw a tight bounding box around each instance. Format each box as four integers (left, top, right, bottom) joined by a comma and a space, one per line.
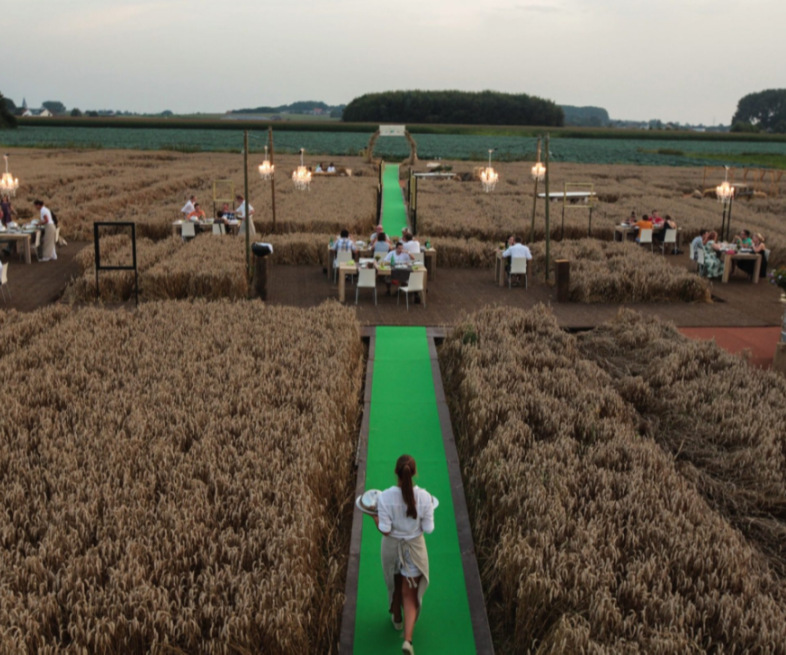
731, 89, 786, 133
42, 100, 67, 115
342, 90, 564, 127
561, 105, 610, 127
0, 91, 17, 128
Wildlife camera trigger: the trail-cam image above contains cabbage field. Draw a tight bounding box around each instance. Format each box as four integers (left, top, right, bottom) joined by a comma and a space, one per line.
4, 125, 786, 166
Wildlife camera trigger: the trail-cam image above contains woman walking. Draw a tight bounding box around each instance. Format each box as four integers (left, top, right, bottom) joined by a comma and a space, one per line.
374, 454, 436, 655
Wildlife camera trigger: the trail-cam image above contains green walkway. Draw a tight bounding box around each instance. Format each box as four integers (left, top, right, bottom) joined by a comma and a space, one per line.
353, 327, 476, 654
381, 164, 409, 239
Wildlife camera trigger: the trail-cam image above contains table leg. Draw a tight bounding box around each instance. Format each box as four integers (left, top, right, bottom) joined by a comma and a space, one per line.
752, 255, 762, 284
338, 267, 346, 302
722, 254, 731, 283
23, 235, 31, 264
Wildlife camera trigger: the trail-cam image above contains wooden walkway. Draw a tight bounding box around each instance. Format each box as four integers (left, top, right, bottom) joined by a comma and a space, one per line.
2, 243, 783, 366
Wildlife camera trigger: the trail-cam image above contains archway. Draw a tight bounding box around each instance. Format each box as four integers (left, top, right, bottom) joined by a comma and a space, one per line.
365, 126, 418, 165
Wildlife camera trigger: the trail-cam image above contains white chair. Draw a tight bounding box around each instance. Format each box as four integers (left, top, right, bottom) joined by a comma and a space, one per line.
181, 222, 196, 241
355, 266, 377, 305
212, 223, 226, 235
661, 229, 677, 255
0, 261, 9, 302
637, 228, 653, 252
334, 250, 354, 283
696, 248, 705, 276
412, 251, 425, 265
55, 226, 67, 246
509, 257, 528, 288
397, 270, 425, 309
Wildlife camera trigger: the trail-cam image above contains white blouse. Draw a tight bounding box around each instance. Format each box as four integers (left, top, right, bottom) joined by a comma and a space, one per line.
377, 486, 436, 540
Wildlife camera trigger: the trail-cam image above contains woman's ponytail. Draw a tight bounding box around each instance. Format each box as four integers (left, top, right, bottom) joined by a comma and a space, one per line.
396, 454, 417, 519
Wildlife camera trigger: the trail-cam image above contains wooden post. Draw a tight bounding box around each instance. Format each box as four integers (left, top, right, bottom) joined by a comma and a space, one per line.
269, 127, 277, 233
555, 259, 570, 302
544, 134, 551, 283
529, 137, 541, 243
243, 130, 251, 284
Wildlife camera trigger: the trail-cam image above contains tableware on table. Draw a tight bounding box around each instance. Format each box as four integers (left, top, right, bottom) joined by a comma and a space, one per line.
356, 489, 382, 515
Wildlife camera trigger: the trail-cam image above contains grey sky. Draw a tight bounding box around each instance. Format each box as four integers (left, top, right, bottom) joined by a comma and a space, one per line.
5, 0, 784, 124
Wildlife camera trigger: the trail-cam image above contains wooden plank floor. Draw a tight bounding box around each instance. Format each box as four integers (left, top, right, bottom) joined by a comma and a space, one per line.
3, 244, 783, 366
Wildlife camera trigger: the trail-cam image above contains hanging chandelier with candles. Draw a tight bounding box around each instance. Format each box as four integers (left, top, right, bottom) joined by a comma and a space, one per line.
292, 148, 311, 191
480, 149, 498, 193
531, 161, 546, 182
258, 145, 274, 180
716, 166, 734, 204
1, 154, 19, 196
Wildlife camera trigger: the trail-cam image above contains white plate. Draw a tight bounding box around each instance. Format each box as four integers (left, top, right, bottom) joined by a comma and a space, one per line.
355, 489, 381, 515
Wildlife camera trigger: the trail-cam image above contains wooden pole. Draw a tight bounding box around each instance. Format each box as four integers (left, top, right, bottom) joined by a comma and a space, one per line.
269, 127, 277, 233
544, 134, 551, 283
244, 130, 250, 284
529, 137, 541, 243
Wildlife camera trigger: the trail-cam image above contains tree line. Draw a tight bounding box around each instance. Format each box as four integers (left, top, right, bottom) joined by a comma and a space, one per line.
342, 90, 564, 127
731, 89, 786, 133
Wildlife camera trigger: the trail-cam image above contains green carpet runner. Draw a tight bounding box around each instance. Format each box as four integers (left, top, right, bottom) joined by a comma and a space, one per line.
381, 164, 409, 239
352, 327, 476, 654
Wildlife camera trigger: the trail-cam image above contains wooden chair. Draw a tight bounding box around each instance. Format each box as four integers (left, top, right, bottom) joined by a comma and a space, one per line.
509, 257, 528, 288
355, 266, 377, 305
397, 270, 425, 309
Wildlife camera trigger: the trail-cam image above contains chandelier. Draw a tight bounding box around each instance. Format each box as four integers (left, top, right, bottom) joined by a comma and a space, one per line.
716, 166, 734, 204
292, 148, 311, 191
258, 145, 274, 180
1, 154, 19, 196
531, 161, 546, 182
480, 149, 498, 192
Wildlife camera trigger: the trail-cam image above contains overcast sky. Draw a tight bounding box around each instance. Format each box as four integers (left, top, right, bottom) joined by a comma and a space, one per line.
5, 0, 784, 125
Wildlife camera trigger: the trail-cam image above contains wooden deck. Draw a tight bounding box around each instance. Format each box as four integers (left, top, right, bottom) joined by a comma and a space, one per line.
2, 245, 783, 367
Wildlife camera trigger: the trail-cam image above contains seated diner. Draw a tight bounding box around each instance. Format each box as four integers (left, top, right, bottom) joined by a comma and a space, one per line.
635, 215, 653, 242
701, 230, 725, 279
736, 232, 768, 279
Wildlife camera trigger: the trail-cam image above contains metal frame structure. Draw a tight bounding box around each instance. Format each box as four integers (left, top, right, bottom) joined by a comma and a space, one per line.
93, 222, 138, 305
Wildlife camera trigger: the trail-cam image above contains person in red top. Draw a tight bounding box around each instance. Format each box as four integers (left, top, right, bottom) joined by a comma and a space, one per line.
650, 210, 664, 228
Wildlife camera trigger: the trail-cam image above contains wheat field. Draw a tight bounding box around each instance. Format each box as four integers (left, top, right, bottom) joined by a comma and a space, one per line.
439, 305, 786, 653
0, 301, 364, 653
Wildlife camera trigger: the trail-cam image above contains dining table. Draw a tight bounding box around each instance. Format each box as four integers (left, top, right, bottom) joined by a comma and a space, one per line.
172, 219, 240, 237
0, 225, 38, 264
720, 246, 762, 283
337, 259, 428, 303
328, 244, 437, 279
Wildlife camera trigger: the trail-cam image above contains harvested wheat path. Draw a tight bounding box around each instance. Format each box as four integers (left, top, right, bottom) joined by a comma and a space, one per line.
341, 327, 492, 655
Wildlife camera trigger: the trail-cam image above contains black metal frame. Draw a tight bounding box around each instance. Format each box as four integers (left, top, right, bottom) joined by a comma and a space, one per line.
93, 222, 138, 305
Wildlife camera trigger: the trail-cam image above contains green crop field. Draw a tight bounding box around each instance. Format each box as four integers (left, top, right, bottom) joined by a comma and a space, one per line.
3, 123, 786, 167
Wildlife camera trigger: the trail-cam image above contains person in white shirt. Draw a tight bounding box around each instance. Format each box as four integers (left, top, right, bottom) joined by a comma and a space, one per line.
235, 194, 255, 236
181, 195, 196, 218
502, 236, 532, 285
327, 162, 336, 173
383, 241, 413, 266
373, 455, 436, 655
33, 200, 57, 262
402, 232, 420, 254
